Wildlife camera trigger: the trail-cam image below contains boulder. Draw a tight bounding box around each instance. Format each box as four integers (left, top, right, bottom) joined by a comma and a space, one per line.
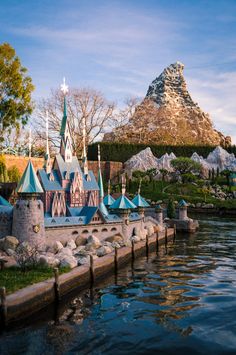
4, 236, 19, 251
47, 241, 64, 254
39, 255, 60, 267
86, 235, 101, 249
66, 239, 77, 250
147, 226, 154, 236
130, 235, 140, 243
111, 241, 121, 249
5, 248, 15, 257
57, 247, 73, 260
77, 255, 90, 266
96, 246, 112, 257
105, 234, 123, 243
75, 235, 87, 247
60, 255, 77, 269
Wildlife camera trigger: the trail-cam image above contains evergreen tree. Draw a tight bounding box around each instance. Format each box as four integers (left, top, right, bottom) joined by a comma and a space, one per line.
167, 198, 176, 219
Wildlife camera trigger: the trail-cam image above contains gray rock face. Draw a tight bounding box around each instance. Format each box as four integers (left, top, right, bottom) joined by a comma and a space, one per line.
125, 146, 236, 177
104, 62, 231, 146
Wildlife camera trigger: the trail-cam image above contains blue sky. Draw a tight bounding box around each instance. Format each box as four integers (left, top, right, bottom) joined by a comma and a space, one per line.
0, 0, 236, 142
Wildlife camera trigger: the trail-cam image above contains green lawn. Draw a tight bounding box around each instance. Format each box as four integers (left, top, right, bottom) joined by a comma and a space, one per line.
0, 266, 70, 295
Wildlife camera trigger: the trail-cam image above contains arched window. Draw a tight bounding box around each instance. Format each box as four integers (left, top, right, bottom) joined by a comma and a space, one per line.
72, 231, 79, 235
92, 229, 98, 233
82, 229, 89, 234
102, 228, 108, 232
111, 227, 117, 232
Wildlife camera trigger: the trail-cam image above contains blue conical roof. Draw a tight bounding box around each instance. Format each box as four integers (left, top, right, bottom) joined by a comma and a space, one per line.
103, 194, 115, 207
178, 199, 188, 207
0, 195, 11, 207
16, 161, 43, 194
110, 194, 136, 210
132, 194, 150, 208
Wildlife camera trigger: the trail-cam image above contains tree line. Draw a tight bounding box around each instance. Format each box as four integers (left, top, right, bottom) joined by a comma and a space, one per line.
88, 142, 236, 162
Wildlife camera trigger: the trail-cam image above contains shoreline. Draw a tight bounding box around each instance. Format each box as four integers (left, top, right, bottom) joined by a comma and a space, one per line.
1, 228, 174, 329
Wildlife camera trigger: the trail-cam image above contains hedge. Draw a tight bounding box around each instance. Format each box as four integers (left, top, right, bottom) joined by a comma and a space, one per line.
88, 142, 236, 163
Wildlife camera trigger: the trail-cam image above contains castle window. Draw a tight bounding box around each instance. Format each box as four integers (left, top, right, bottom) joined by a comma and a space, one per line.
111, 227, 117, 232
82, 229, 89, 234
102, 228, 108, 232
92, 229, 98, 233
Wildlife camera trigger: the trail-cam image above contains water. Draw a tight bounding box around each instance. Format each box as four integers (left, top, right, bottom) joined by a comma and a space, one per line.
1, 215, 236, 354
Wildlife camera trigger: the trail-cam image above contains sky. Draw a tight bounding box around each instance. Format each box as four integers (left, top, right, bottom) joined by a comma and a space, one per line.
0, 0, 236, 143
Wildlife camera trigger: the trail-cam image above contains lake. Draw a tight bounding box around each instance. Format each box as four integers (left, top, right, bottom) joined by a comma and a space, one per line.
0, 215, 236, 354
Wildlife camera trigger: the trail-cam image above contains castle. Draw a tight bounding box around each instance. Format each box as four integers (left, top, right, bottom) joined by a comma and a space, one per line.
0, 81, 162, 246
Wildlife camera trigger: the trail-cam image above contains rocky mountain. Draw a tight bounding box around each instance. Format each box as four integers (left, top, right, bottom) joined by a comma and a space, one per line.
124, 146, 236, 177
104, 62, 231, 146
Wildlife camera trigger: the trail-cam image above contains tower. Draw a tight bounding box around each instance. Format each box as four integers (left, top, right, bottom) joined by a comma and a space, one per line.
97, 144, 108, 216
12, 159, 45, 246
110, 174, 136, 241
59, 78, 73, 163
44, 110, 51, 174
178, 199, 189, 220
82, 116, 89, 178
131, 179, 150, 219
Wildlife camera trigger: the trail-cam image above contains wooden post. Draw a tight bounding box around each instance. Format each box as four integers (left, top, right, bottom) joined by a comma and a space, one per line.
174, 224, 177, 239
165, 227, 168, 246
90, 254, 94, 285
156, 231, 159, 252
146, 234, 149, 257
53, 267, 60, 302
131, 239, 135, 260
0, 259, 7, 271
114, 247, 118, 273
0, 287, 7, 327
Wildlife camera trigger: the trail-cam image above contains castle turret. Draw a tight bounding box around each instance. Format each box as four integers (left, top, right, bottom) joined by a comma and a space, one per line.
12, 160, 45, 246
44, 110, 51, 174
131, 179, 150, 219
97, 144, 108, 216
103, 180, 115, 208
155, 204, 163, 225
59, 78, 73, 163
178, 199, 188, 220
110, 174, 136, 240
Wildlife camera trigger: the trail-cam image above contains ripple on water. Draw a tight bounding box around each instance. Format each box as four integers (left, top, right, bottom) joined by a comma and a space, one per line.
0, 216, 236, 354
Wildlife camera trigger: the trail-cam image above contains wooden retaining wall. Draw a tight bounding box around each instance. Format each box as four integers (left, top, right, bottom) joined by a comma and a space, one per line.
0, 228, 174, 327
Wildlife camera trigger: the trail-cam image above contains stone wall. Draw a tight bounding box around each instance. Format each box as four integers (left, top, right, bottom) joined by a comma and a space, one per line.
45, 219, 145, 246
4, 155, 123, 181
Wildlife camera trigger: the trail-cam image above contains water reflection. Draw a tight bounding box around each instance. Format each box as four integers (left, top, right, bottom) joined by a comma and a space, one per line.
1, 216, 236, 354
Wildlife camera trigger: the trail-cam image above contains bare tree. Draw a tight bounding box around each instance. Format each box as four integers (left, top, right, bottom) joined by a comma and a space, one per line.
34, 88, 116, 155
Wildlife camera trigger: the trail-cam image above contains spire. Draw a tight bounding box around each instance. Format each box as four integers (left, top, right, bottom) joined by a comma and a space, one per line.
97, 144, 104, 200
97, 144, 108, 216
29, 128, 32, 159
82, 116, 89, 177
59, 78, 72, 163
108, 179, 111, 195
16, 161, 43, 196
44, 111, 51, 174
138, 178, 142, 195
121, 174, 126, 195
